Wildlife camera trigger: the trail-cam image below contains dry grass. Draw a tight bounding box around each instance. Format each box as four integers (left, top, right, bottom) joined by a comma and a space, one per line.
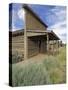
11, 46, 66, 86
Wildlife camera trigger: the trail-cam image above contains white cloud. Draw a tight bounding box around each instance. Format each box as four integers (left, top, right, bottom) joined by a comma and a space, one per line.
17, 9, 25, 21
55, 10, 66, 16
12, 23, 20, 31
53, 28, 66, 44
11, 9, 24, 31
49, 21, 66, 29
12, 22, 23, 31
11, 10, 17, 31
48, 25, 67, 43
48, 6, 66, 43
11, 11, 23, 31
12, 23, 16, 31
51, 6, 66, 22
52, 28, 66, 37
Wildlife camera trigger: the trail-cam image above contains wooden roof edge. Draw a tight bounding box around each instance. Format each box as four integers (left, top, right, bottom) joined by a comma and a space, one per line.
26, 30, 60, 40
9, 29, 24, 36
23, 4, 48, 28
50, 30, 60, 40
27, 30, 50, 33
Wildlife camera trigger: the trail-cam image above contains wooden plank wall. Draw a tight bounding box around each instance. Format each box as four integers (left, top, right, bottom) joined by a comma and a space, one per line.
40, 40, 47, 53
28, 38, 39, 58
48, 40, 59, 54
12, 35, 24, 60
28, 37, 47, 57
25, 9, 47, 30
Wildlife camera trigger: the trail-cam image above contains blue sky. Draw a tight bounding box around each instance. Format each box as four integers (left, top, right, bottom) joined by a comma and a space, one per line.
9, 3, 66, 43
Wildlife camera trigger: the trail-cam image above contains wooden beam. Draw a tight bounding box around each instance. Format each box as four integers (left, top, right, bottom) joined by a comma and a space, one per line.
47, 33, 49, 53
27, 32, 46, 37
27, 30, 50, 33
56, 40, 57, 53
58, 40, 59, 54
53, 40, 54, 55
24, 8, 28, 60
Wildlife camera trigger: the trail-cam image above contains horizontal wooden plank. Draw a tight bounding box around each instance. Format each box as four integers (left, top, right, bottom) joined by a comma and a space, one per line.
12, 42, 24, 45
12, 40, 24, 43
12, 37, 24, 41
12, 43, 24, 47
27, 32, 46, 37
12, 48, 24, 51
12, 46, 24, 49
12, 39, 24, 43
12, 37, 24, 39
12, 36, 24, 41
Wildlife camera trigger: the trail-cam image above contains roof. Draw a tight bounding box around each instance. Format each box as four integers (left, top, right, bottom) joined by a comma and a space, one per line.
27, 30, 60, 40
48, 31, 60, 40
9, 29, 60, 40
9, 29, 24, 37
23, 4, 48, 28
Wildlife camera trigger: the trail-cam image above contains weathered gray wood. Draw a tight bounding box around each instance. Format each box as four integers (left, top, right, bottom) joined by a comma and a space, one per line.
25, 8, 47, 30
24, 8, 28, 60
47, 33, 49, 53
11, 32, 24, 60
27, 30, 50, 33
28, 38, 39, 57
27, 32, 46, 37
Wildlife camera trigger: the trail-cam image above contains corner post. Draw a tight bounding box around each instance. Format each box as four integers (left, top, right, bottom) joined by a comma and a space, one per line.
47, 33, 49, 54
53, 39, 54, 55
24, 8, 28, 60
58, 40, 59, 54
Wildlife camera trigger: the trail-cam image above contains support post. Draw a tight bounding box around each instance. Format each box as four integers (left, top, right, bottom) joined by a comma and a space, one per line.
56, 40, 58, 53
58, 40, 59, 54
53, 40, 54, 55
47, 33, 49, 54
24, 9, 28, 60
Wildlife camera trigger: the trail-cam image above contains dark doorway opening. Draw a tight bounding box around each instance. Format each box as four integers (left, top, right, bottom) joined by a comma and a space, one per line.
39, 40, 41, 53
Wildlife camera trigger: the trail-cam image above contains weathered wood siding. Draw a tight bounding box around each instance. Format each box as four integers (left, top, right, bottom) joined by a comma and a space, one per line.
12, 35, 24, 60
25, 9, 47, 30
40, 40, 47, 53
28, 36, 47, 58
48, 40, 59, 54
28, 38, 39, 58
27, 32, 46, 37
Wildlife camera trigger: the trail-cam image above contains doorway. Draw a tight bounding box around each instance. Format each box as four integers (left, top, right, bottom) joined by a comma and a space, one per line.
38, 40, 41, 53
38, 39, 46, 53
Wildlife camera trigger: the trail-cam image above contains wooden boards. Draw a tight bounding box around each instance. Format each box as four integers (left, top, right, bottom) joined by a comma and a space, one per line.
12, 35, 24, 60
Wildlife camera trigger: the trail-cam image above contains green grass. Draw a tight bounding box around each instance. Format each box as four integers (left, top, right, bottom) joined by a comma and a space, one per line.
12, 46, 66, 86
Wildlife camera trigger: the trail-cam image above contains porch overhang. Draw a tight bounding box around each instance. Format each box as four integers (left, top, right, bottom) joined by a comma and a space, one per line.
27, 30, 60, 40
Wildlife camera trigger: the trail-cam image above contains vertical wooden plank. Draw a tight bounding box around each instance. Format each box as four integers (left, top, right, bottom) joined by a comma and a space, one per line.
58, 40, 59, 54
47, 33, 49, 53
53, 40, 54, 55
24, 8, 28, 60
56, 40, 58, 53
55, 40, 57, 53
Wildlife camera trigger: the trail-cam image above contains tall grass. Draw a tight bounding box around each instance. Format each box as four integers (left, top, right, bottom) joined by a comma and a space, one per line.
11, 52, 24, 64
12, 46, 66, 86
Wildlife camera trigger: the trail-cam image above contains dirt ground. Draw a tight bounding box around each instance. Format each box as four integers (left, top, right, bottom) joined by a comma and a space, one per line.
13, 54, 48, 67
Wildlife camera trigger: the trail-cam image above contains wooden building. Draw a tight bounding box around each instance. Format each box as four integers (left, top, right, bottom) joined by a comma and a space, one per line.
9, 4, 60, 62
